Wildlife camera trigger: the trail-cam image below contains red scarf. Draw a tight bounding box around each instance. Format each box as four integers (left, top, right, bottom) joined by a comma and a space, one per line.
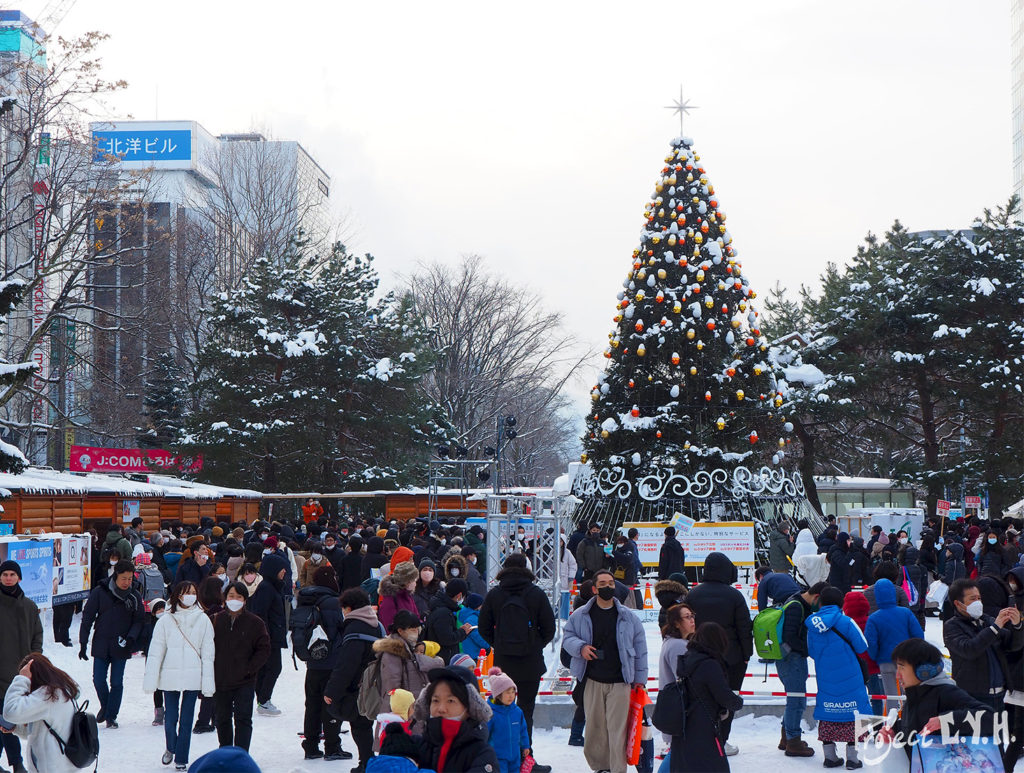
436, 718, 462, 772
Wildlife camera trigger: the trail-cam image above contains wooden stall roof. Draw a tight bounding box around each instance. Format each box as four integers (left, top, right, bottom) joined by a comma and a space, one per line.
0, 468, 262, 502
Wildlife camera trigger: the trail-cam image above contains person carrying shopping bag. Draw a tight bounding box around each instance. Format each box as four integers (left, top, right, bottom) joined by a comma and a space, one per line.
144, 581, 216, 771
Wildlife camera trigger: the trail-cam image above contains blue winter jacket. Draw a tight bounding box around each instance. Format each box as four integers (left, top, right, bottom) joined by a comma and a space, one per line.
865, 579, 924, 665
458, 606, 490, 657
756, 572, 802, 611
487, 699, 530, 768
562, 597, 649, 685
805, 604, 872, 721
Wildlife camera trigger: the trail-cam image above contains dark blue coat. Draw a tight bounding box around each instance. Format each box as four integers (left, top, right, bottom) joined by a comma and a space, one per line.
486, 699, 529, 766
248, 554, 288, 648
805, 604, 871, 721
174, 557, 212, 588
80, 580, 145, 660
865, 579, 923, 664
756, 572, 802, 611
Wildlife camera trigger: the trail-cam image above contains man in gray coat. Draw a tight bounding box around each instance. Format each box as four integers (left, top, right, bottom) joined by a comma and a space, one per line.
769, 521, 796, 573
563, 569, 647, 773
0, 559, 43, 773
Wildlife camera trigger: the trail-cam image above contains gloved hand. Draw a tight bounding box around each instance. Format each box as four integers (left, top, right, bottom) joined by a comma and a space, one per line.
78, 645, 88, 661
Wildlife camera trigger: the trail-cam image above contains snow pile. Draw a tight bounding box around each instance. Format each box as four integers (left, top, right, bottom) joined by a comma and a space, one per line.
783, 363, 825, 387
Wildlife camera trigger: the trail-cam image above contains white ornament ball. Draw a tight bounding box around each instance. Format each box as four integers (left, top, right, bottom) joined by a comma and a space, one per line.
631, 452, 641, 466
784, 422, 794, 433
670, 385, 680, 398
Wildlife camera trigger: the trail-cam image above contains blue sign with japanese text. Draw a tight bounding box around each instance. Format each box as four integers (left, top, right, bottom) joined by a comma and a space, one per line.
92, 129, 192, 163
0, 539, 53, 608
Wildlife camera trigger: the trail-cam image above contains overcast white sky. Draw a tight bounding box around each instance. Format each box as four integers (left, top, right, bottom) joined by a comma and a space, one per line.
20, 0, 1015, 412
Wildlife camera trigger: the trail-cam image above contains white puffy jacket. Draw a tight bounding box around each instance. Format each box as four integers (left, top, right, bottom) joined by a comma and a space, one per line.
3, 675, 79, 773
143, 604, 215, 696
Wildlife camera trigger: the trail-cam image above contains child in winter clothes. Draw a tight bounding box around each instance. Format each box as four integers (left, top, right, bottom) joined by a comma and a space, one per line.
375, 688, 415, 749
457, 593, 490, 657
486, 668, 531, 773
368, 721, 437, 773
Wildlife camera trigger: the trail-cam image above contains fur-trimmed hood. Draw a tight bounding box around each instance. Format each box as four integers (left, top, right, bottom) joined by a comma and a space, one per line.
379, 571, 414, 599
654, 579, 687, 607
373, 633, 414, 660
443, 553, 468, 582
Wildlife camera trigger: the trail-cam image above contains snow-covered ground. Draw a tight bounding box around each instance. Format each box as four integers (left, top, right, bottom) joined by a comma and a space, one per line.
35, 602, 943, 772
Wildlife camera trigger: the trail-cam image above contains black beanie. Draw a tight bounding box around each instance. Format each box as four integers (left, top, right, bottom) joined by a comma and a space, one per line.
0, 560, 21, 580
380, 722, 419, 758
445, 579, 468, 598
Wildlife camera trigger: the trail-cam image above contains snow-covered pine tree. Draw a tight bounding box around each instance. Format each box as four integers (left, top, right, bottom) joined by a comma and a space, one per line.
136, 351, 186, 450
582, 137, 793, 493
0, 280, 34, 472
182, 242, 447, 492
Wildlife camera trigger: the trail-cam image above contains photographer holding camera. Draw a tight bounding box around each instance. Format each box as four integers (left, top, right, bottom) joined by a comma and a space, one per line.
563, 569, 647, 773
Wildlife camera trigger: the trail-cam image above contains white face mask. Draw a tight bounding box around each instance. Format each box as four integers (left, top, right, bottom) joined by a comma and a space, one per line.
899, 537, 908, 545
155, 611, 165, 619
311, 553, 323, 562
225, 599, 245, 612
109, 559, 117, 566
450, 569, 460, 577
180, 594, 197, 608
965, 600, 984, 619
260, 533, 269, 542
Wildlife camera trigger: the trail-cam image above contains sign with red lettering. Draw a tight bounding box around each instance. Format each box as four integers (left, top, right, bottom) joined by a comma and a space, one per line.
965, 496, 981, 508
936, 499, 951, 518
68, 445, 202, 474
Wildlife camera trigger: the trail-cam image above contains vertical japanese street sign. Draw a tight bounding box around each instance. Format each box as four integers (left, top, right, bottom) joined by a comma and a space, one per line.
30, 132, 51, 445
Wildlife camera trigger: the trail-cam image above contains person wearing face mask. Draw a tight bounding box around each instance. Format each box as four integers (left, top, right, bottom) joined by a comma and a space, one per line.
248, 553, 289, 717
212, 583, 270, 753
298, 541, 332, 589
979, 530, 1013, 579
321, 533, 344, 579
79, 559, 144, 730
425, 580, 474, 665
459, 546, 487, 597
413, 560, 441, 620
944, 578, 1024, 715
562, 569, 648, 773
339, 537, 364, 592
143, 582, 215, 771
406, 665, 498, 773
442, 553, 468, 585
175, 540, 213, 588
576, 523, 606, 582
374, 609, 443, 716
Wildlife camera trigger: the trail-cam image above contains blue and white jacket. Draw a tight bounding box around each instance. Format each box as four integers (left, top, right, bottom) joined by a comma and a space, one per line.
805, 604, 872, 721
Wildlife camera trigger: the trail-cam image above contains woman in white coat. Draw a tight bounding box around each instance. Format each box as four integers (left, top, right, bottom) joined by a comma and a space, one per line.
2, 654, 80, 773
144, 581, 215, 771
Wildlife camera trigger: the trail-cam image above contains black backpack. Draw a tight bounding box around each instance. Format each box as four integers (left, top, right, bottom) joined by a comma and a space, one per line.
290, 598, 329, 663
494, 592, 535, 656
652, 676, 689, 738
45, 698, 99, 770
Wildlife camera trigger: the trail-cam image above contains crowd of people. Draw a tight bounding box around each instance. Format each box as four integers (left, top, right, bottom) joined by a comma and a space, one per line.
0, 505, 1022, 772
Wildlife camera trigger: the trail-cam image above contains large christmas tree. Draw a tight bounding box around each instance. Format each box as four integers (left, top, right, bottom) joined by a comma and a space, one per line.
582, 136, 794, 497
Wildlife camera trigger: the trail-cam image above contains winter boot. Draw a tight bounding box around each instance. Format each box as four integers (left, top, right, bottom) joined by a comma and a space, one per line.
778, 726, 787, 751
845, 743, 862, 770
568, 720, 585, 746
785, 737, 815, 758
823, 742, 843, 768
153, 707, 164, 726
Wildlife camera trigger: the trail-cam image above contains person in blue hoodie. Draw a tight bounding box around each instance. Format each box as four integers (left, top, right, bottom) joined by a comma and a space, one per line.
457, 593, 490, 657
486, 668, 531, 773
865, 578, 924, 701
805, 585, 871, 770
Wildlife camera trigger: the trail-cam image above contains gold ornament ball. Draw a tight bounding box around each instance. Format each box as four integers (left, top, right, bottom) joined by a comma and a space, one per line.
736, 389, 745, 401
657, 269, 667, 279
689, 366, 697, 375
686, 329, 695, 340
581, 453, 588, 463
696, 341, 704, 350
601, 430, 610, 439
637, 344, 647, 356
716, 418, 725, 430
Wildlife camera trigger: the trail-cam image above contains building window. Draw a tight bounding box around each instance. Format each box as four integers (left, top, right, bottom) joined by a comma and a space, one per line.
317, 179, 329, 197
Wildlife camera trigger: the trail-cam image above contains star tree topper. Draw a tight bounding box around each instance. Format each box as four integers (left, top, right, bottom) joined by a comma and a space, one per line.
665, 85, 698, 135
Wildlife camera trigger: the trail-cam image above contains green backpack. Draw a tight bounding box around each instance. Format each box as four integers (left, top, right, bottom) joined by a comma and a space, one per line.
753, 598, 800, 661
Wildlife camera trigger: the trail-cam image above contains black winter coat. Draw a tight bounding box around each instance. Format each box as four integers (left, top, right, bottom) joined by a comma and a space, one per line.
360, 538, 390, 582
670, 649, 743, 773
612, 544, 639, 586
978, 547, 1012, 579
658, 538, 685, 581
0, 586, 43, 695
212, 610, 270, 690
826, 542, 851, 593
339, 550, 363, 591
248, 557, 288, 648
847, 542, 871, 588
425, 591, 467, 665
80, 580, 145, 661
943, 611, 1024, 696
415, 716, 500, 773
325, 612, 382, 719
895, 676, 994, 760
174, 557, 212, 587
296, 584, 345, 670
478, 565, 557, 680
686, 553, 752, 667
944, 544, 967, 585
322, 546, 345, 579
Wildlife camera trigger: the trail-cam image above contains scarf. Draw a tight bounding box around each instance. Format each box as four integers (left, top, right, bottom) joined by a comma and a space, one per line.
436, 717, 462, 772
108, 577, 138, 612
0, 583, 22, 598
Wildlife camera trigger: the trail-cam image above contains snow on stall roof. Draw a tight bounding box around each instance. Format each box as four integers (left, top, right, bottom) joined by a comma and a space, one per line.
813, 475, 912, 490
0, 468, 261, 499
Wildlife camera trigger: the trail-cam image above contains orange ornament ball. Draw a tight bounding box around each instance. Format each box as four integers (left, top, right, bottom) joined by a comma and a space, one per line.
746, 337, 755, 346
671, 353, 680, 364
631, 406, 640, 418
704, 391, 712, 401
656, 430, 662, 439
635, 321, 644, 332
706, 320, 716, 331
726, 367, 736, 377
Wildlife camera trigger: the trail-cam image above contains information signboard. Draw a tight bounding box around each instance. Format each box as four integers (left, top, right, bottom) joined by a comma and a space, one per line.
622, 521, 756, 567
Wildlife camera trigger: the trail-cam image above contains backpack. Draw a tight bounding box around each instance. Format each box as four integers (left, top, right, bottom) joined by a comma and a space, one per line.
290, 597, 330, 663
351, 622, 389, 720
45, 698, 99, 770
136, 566, 165, 611
902, 567, 920, 607
752, 598, 801, 661
652, 676, 688, 737
494, 592, 535, 656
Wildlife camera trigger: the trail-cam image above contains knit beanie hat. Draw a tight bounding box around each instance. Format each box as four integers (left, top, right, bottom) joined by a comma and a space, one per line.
387, 688, 415, 720
449, 653, 476, 671
422, 641, 440, 658
445, 579, 468, 598
264, 535, 279, 550
487, 667, 516, 697
390, 546, 414, 573
312, 566, 339, 593
463, 592, 483, 610
380, 722, 419, 759
0, 560, 21, 579
211, 526, 224, 538
390, 561, 418, 587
